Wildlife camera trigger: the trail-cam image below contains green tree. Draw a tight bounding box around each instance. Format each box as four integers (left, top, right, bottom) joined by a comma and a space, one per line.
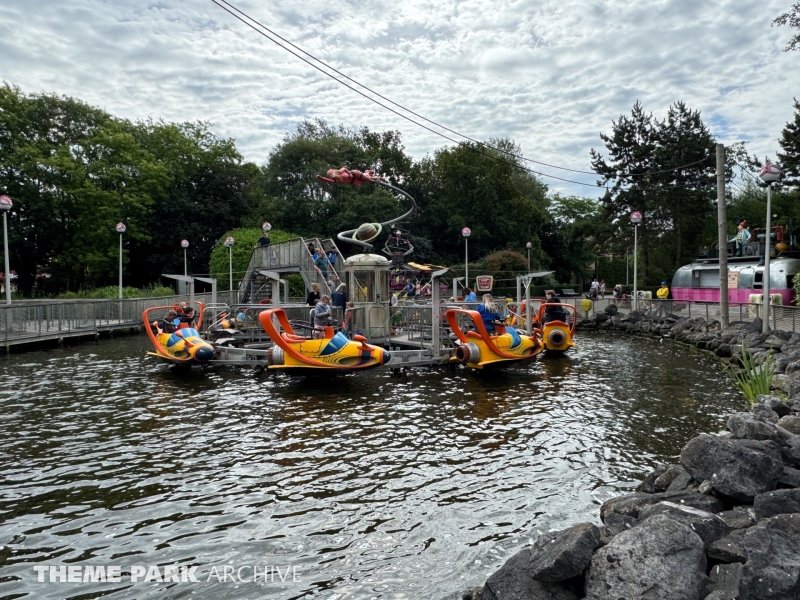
127, 120, 259, 285
591, 101, 717, 285
778, 98, 800, 189
540, 195, 604, 283
0, 84, 165, 292
773, 2, 800, 51
411, 141, 549, 264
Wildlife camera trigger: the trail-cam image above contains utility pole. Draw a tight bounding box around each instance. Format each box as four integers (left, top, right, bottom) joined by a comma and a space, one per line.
717, 144, 728, 328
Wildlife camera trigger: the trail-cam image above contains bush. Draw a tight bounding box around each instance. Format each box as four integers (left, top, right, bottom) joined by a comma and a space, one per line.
57, 284, 175, 299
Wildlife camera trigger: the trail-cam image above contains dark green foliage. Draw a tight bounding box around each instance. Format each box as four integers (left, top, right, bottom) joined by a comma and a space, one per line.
591, 101, 717, 285
773, 2, 800, 51
778, 98, 800, 189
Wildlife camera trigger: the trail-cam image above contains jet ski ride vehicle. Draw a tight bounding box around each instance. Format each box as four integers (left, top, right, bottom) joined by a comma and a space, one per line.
144, 304, 216, 365
534, 301, 577, 353
445, 308, 544, 369
258, 308, 390, 374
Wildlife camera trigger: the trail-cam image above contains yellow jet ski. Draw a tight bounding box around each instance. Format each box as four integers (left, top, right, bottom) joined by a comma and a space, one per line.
445, 308, 544, 369
534, 302, 577, 352
144, 304, 216, 364
258, 308, 390, 374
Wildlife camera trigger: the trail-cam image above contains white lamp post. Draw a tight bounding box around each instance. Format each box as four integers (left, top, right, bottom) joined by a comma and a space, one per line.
224, 236, 235, 292
0, 196, 12, 305
115, 222, 126, 299
462, 227, 471, 288
630, 212, 642, 311
262, 221, 272, 232
760, 162, 781, 333
181, 239, 189, 276
526, 241, 532, 273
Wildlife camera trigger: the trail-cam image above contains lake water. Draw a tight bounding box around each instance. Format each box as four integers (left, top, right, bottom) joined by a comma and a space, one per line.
0, 332, 745, 599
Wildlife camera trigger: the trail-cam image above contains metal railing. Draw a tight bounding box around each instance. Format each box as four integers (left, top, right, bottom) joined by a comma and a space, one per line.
0, 291, 237, 345
238, 237, 346, 303
560, 296, 800, 333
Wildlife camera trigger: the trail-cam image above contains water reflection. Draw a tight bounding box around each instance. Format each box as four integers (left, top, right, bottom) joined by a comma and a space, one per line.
0, 333, 745, 599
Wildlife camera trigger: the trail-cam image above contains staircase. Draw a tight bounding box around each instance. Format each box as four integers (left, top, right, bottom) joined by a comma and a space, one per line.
238, 237, 345, 304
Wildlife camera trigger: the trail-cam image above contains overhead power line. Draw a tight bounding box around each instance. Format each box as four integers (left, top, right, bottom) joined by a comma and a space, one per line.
211, 0, 716, 191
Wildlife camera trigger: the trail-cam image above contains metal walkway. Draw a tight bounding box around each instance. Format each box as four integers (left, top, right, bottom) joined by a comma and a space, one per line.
238, 238, 345, 304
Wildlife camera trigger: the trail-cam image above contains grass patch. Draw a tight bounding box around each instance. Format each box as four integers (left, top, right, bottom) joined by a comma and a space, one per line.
724, 343, 775, 403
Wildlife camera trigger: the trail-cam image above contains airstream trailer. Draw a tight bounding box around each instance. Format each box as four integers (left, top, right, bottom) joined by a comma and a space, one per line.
671, 257, 800, 304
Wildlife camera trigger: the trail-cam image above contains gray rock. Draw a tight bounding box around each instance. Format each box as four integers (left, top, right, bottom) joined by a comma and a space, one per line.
585, 514, 707, 600
482, 548, 582, 600
600, 490, 723, 522
753, 488, 800, 520
781, 466, 800, 488
716, 506, 756, 530
705, 563, 742, 600
727, 412, 792, 445
707, 528, 747, 563
752, 402, 780, 423
601, 512, 636, 537
636, 501, 731, 548
654, 464, 689, 492
667, 470, 695, 491
715, 343, 732, 357
779, 415, 800, 435
637, 464, 670, 493
740, 513, 800, 599
680, 435, 784, 502
698, 479, 714, 494
702, 592, 729, 600
757, 394, 792, 417
462, 587, 483, 600
529, 522, 600, 582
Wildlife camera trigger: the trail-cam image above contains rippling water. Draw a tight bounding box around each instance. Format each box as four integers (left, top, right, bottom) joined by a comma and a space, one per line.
0, 332, 745, 599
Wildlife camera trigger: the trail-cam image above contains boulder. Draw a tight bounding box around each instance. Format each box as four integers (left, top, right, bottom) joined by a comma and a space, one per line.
636, 501, 731, 547
600, 490, 723, 522
667, 470, 694, 491
756, 394, 792, 417
585, 514, 707, 600
753, 488, 800, 520
707, 528, 747, 563
601, 512, 635, 538
739, 513, 800, 599
705, 563, 742, 600
637, 464, 670, 493
727, 412, 792, 445
716, 506, 756, 530
482, 547, 583, 600
781, 466, 800, 488
529, 523, 600, 582
752, 402, 780, 423
779, 415, 800, 435
654, 464, 688, 492
680, 435, 784, 502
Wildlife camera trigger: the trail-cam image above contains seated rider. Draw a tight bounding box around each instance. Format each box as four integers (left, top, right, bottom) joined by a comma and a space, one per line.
543, 291, 567, 324
160, 310, 179, 333
179, 306, 197, 328
477, 294, 504, 332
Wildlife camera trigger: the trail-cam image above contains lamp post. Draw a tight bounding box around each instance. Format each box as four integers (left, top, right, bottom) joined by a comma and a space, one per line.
526, 241, 532, 273
181, 239, 189, 276
626, 246, 630, 286
760, 162, 781, 333
224, 236, 235, 292
115, 222, 126, 299
462, 227, 471, 288
0, 196, 12, 305
630, 212, 642, 311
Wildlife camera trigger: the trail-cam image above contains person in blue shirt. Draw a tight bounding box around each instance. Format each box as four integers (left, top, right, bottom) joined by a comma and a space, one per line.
404, 280, 416, 298
463, 287, 477, 303
477, 294, 503, 331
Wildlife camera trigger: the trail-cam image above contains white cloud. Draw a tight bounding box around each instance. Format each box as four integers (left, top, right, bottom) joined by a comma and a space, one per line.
0, 0, 796, 196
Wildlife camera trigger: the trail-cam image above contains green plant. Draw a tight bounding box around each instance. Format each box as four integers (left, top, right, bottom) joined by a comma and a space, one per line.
724, 343, 775, 403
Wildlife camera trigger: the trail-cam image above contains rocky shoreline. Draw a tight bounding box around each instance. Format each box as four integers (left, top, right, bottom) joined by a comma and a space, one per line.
444, 311, 800, 600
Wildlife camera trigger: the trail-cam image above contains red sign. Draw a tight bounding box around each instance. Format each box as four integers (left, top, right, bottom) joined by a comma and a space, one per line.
475, 275, 493, 292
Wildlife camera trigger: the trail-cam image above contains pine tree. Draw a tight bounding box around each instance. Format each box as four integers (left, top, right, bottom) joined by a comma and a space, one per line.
777, 98, 800, 189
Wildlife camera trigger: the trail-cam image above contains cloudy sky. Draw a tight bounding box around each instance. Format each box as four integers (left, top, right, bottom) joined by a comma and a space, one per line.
0, 0, 797, 197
